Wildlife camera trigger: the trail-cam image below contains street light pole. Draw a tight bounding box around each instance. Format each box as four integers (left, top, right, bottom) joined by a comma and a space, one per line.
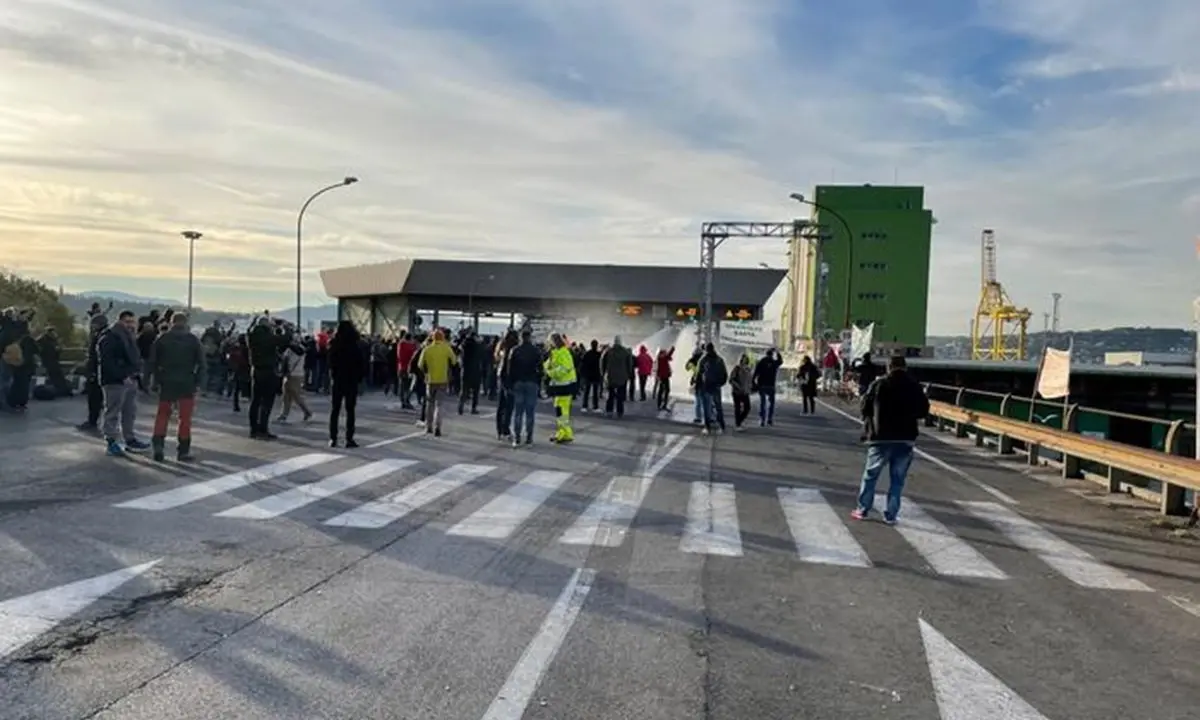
296, 176, 359, 328
467, 275, 495, 330
180, 230, 202, 312
790, 192, 855, 333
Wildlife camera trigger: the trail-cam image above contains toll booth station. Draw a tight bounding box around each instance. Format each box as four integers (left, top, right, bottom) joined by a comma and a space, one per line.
319, 258, 784, 341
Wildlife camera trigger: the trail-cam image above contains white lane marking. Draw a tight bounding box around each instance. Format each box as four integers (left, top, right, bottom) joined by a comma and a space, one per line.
114, 453, 340, 511
559, 435, 689, 547
884, 495, 1008, 579
215, 459, 418, 520
817, 399, 1017, 504
366, 430, 427, 449
777, 488, 872, 567
0, 560, 160, 660
479, 567, 595, 720
324, 464, 496, 529
646, 435, 693, 479
680, 481, 743, 557
919, 618, 1052, 720
560, 475, 653, 547
447, 471, 574, 539
1166, 595, 1200, 619
959, 501, 1153, 591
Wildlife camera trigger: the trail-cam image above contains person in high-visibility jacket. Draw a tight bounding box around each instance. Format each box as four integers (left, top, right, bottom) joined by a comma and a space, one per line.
543, 332, 577, 443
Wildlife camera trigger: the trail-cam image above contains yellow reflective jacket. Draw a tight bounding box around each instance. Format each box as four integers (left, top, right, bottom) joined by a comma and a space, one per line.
544, 345, 577, 386
418, 340, 457, 386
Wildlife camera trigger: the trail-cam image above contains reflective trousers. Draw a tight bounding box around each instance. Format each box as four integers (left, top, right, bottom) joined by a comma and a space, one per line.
552, 394, 574, 441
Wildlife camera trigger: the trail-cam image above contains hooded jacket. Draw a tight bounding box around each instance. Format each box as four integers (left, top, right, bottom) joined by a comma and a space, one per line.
97, 319, 141, 385
150, 325, 206, 401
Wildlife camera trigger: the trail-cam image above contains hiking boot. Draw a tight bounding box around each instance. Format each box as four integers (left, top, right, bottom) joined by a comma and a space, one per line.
177, 439, 195, 463
151, 435, 166, 462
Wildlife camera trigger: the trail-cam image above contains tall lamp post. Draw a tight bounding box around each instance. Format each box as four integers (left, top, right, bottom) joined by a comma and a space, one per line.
180, 230, 202, 312
467, 275, 495, 330
296, 176, 359, 327
790, 192, 855, 333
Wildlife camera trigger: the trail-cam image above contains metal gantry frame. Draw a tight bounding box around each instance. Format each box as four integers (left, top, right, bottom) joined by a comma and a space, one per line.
699, 221, 827, 345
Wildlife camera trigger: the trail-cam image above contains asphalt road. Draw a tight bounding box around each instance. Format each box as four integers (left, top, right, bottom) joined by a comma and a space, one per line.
1, 388, 1198, 719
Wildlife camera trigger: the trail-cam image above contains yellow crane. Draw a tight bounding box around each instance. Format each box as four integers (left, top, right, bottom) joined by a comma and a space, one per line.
971, 228, 1031, 360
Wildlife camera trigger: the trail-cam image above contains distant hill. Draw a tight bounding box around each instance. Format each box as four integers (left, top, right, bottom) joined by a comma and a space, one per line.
274, 304, 339, 326
79, 290, 181, 307
928, 327, 1195, 363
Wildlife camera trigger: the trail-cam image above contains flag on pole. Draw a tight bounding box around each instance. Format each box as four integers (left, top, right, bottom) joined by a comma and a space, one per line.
1035, 341, 1072, 400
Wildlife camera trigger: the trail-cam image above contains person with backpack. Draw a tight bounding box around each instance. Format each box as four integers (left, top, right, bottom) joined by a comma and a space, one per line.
729, 354, 753, 431
696, 343, 728, 435
148, 313, 205, 462
851, 355, 931, 525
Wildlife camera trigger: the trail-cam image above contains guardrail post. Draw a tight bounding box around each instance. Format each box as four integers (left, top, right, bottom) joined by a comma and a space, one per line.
1061, 404, 1082, 479
952, 387, 970, 439
1160, 420, 1188, 515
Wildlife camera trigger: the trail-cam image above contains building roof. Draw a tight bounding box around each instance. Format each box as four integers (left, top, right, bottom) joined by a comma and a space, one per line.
320, 258, 785, 307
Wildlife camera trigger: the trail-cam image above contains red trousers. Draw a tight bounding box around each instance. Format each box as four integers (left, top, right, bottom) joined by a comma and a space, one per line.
153, 396, 195, 439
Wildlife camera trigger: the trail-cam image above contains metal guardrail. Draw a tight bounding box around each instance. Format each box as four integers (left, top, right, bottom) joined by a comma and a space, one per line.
923, 383, 1199, 519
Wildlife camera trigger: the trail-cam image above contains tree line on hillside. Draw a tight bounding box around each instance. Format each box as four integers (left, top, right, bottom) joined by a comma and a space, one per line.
0, 272, 77, 343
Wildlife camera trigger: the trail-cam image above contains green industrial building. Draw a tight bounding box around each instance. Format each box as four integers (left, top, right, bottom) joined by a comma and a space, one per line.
795, 184, 934, 348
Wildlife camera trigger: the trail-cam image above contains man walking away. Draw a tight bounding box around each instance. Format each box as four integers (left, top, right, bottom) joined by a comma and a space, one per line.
729, 354, 752, 431
247, 316, 285, 440
696, 343, 727, 435
851, 355, 930, 525
601, 336, 632, 419
543, 333, 577, 443
635, 345, 653, 401
579, 340, 602, 412
797, 355, 819, 414
418, 329, 456, 436
494, 330, 519, 441
78, 313, 109, 433
149, 313, 205, 462
277, 337, 312, 424
396, 330, 418, 409
505, 329, 541, 447
328, 321, 365, 448
458, 331, 483, 415
753, 348, 783, 426
98, 311, 149, 457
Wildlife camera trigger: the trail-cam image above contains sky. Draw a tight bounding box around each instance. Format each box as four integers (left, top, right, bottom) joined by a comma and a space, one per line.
1, 0, 1198, 333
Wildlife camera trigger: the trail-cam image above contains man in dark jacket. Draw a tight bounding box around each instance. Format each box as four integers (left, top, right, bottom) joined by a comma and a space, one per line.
458, 331, 483, 415
149, 313, 206, 462
98, 311, 149, 456
851, 355, 930, 525
696, 343, 728, 434
78, 313, 110, 432
579, 340, 602, 412
246, 315, 287, 440
752, 348, 783, 426
504, 329, 542, 446
600, 336, 633, 418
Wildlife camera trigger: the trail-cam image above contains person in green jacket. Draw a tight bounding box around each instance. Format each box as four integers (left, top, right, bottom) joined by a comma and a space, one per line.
149, 313, 206, 462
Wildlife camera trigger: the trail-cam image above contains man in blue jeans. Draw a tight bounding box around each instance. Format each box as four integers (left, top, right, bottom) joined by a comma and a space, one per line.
503, 329, 542, 447
851, 355, 930, 525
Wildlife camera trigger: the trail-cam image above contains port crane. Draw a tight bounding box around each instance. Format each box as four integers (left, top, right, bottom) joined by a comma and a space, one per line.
971, 228, 1032, 360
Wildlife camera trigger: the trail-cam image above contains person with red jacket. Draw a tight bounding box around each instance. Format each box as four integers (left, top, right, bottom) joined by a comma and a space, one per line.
395, 330, 419, 410
635, 345, 653, 401
654, 346, 674, 410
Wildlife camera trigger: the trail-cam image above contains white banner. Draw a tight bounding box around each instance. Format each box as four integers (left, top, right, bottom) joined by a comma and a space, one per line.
1036, 346, 1072, 399
850, 322, 875, 360
720, 321, 774, 349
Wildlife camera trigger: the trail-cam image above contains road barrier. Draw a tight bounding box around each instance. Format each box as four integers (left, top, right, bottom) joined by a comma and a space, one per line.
922, 383, 1199, 519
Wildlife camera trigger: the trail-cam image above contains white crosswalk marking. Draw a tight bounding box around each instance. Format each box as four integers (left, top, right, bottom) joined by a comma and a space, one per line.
885, 495, 1008, 579
447, 470, 573, 539
681, 481, 743, 557
959, 501, 1153, 591
215, 459, 418, 520
324, 464, 496, 529
560, 475, 654, 547
113, 453, 340, 511
777, 488, 871, 567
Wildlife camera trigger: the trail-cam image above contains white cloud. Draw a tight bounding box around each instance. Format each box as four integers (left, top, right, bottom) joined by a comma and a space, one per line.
0, 0, 1197, 333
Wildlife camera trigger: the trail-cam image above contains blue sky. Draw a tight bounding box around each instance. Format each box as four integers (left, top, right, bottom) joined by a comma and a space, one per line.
1, 0, 1198, 332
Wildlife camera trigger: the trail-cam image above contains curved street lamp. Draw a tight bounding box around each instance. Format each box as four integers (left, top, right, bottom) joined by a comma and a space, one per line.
180, 230, 203, 312
790, 192, 855, 331
296, 176, 359, 327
